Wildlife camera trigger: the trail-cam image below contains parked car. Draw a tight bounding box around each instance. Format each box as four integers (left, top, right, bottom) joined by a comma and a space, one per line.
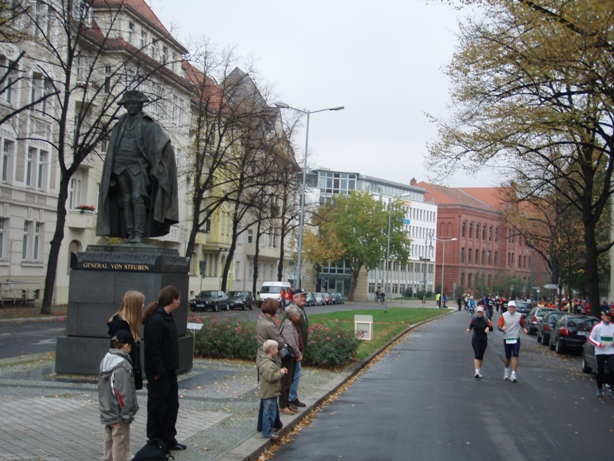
305, 292, 316, 307
323, 292, 333, 305
190, 290, 231, 312
335, 292, 345, 304
581, 341, 612, 374
227, 291, 254, 310
537, 310, 566, 345
526, 306, 554, 335
514, 300, 533, 317
257, 281, 292, 307
313, 293, 324, 306
330, 292, 342, 304
549, 314, 599, 354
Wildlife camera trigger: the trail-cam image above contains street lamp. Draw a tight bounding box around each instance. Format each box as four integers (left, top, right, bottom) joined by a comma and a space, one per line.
439, 237, 457, 307
275, 102, 344, 289
385, 193, 411, 312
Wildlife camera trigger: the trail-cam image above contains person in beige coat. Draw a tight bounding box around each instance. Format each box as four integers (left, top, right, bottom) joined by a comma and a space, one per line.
256, 299, 285, 432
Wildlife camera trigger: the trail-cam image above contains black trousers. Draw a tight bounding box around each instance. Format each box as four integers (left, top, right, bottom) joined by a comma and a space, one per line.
279, 357, 296, 409
146, 370, 179, 446
595, 354, 614, 389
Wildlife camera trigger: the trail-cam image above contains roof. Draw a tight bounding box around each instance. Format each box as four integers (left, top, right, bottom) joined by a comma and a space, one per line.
91, 0, 187, 52
182, 61, 225, 111
419, 183, 504, 212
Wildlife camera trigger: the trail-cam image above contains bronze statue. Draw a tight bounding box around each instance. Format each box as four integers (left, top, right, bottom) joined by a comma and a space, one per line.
96, 90, 179, 243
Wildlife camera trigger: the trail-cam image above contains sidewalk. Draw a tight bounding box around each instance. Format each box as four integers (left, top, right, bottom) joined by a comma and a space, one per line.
0, 308, 450, 461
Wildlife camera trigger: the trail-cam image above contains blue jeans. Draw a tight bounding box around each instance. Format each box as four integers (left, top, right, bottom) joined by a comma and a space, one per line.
289, 360, 301, 402
261, 398, 277, 437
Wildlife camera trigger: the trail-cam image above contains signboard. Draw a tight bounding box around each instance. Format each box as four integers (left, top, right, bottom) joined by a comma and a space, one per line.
403, 218, 411, 225
354, 315, 373, 341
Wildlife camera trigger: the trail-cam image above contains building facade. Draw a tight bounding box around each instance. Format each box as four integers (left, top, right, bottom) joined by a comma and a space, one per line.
312, 170, 438, 301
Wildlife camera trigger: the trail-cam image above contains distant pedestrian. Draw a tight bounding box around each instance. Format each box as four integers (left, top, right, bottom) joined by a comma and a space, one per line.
468, 296, 476, 315
98, 330, 139, 461
497, 300, 528, 382
436, 293, 441, 308
142, 285, 186, 451
457, 296, 462, 312
587, 310, 614, 397
466, 307, 493, 378
259, 339, 288, 442
108, 290, 145, 390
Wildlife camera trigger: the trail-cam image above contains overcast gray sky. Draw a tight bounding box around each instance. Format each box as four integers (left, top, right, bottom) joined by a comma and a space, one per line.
151, 0, 487, 187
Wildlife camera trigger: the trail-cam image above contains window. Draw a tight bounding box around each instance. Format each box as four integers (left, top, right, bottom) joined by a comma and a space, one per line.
22, 221, 29, 259
0, 56, 17, 104
489, 226, 493, 241
482, 226, 486, 240
494, 252, 498, 265
128, 22, 134, 44
247, 229, 253, 244
468, 249, 472, 264
475, 249, 479, 263
461, 247, 465, 263
0, 218, 5, 259
37, 150, 47, 189
33, 222, 40, 260
69, 178, 81, 210
475, 224, 480, 241
469, 223, 473, 238
26, 148, 33, 186
162, 46, 168, 64
140, 29, 147, 49
104, 66, 111, 93
462, 221, 466, 237
31, 72, 53, 114
2, 139, 14, 182
72, 0, 92, 23
34, 1, 50, 38
495, 227, 499, 242
481, 250, 485, 265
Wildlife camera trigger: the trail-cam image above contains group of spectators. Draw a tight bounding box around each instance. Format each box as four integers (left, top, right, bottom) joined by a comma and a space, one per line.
256, 289, 309, 442
98, 286, 185, 461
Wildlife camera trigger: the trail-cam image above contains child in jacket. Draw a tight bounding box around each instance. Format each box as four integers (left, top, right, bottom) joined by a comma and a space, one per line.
259, 339, 288, 442
98, 330, 139, 461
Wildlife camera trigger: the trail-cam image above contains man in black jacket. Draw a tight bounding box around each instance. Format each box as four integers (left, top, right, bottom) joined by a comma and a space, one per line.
143, 285, 186, 451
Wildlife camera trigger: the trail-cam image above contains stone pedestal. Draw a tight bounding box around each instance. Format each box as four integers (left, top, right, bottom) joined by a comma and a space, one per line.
55, 244, 193, 375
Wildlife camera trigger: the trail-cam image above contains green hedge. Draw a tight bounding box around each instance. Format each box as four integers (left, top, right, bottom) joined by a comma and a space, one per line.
189, 316, 360, 369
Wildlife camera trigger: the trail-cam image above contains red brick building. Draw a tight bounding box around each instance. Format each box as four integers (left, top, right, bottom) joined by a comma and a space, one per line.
418, 183, 549, 299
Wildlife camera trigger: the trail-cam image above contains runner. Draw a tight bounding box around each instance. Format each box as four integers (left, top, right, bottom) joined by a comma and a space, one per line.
466, 306, 493, 378
497, 300, 528, 383
587, 310, 614, 397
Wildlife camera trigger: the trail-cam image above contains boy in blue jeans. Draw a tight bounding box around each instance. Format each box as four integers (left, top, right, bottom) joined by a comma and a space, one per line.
258, 339, 287, 442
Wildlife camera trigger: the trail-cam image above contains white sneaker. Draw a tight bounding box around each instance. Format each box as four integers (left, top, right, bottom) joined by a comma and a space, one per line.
510, 371, 517, 383
606, 384, 612, 396
477, 370, 482, 378
504, 371, 510, 381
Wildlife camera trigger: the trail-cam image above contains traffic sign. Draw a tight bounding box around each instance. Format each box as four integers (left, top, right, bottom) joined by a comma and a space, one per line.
543, 284, 558, 290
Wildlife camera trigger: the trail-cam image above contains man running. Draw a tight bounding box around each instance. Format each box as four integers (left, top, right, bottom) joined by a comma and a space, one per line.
498, 300, 528, 383
587, 310, 614, 397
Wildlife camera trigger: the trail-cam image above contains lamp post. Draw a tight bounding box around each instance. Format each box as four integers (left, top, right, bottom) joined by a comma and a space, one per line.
384, 193, 410, 312
439, 238, 457, 308
275, 102, 344, 289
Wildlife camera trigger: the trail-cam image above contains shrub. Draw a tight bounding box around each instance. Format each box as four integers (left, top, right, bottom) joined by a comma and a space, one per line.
192, 316, 258, 360
190, 316, 360, 369
302, 322, 360, 368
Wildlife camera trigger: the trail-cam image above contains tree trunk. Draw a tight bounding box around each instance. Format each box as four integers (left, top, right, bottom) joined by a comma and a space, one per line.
584, 219, 601, 318
348, 266, 361, 301
221, 216, 240, 292
41, 177, 70, 313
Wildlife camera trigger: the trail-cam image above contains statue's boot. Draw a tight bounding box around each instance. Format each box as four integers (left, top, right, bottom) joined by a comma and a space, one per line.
122, 201, 135, 244
131, 200, 146, 244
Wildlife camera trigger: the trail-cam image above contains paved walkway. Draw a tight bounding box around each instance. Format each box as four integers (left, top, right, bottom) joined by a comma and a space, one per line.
0, 302, 449, 461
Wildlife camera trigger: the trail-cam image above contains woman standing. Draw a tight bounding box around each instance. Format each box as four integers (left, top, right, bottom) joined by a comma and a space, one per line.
279, 305, 303, 415
108, 290, 145, 389
466, 306, 493, 379
256, 299, 285, 431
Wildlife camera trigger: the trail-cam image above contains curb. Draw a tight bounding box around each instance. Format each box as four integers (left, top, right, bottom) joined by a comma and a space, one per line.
218, 311, 453, 461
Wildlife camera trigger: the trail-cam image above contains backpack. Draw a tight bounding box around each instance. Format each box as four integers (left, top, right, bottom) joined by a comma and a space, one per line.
132, 438, 174, 461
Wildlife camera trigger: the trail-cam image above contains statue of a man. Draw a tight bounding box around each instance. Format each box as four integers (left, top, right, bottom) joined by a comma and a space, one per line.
96, 90, 179, 243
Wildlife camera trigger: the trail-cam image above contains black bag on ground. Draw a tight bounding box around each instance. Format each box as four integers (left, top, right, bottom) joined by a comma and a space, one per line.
132, 438, 174, 461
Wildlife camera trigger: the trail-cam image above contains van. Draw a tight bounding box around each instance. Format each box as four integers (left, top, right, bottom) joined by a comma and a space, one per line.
257, 281, 292, 306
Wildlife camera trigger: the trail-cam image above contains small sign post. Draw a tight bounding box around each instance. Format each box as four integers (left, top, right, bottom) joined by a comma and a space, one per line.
354, 315, 373, 340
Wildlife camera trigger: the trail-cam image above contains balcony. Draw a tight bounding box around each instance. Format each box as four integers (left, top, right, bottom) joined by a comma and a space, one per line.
66, 209, 95, 229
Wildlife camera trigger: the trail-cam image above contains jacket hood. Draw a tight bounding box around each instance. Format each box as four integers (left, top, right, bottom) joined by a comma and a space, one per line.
100, 349, 132, 376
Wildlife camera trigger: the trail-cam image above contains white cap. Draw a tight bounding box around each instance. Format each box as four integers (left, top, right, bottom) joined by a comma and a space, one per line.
508, 300, 516, 307
476, 306, 484, 313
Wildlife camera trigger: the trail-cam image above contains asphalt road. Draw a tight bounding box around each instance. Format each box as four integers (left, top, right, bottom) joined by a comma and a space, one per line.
272, 310, 611, 461
0, 320, 65, 359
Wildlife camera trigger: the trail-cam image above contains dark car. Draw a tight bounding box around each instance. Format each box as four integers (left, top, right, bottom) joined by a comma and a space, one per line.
305, 292, 316, 307
549, 314, 599, 354
330, 292, 341, 304
514, 301, 533, 317
323, 292, 333, 305
581, 340, 612, 374
525, 306, 554, 335
227, 290, 254, 310
190, 290, 231, 312
537, 310, 566, 345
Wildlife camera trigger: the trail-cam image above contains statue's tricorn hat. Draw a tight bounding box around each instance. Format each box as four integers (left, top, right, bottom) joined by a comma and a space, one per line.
117, 90, 150, 106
